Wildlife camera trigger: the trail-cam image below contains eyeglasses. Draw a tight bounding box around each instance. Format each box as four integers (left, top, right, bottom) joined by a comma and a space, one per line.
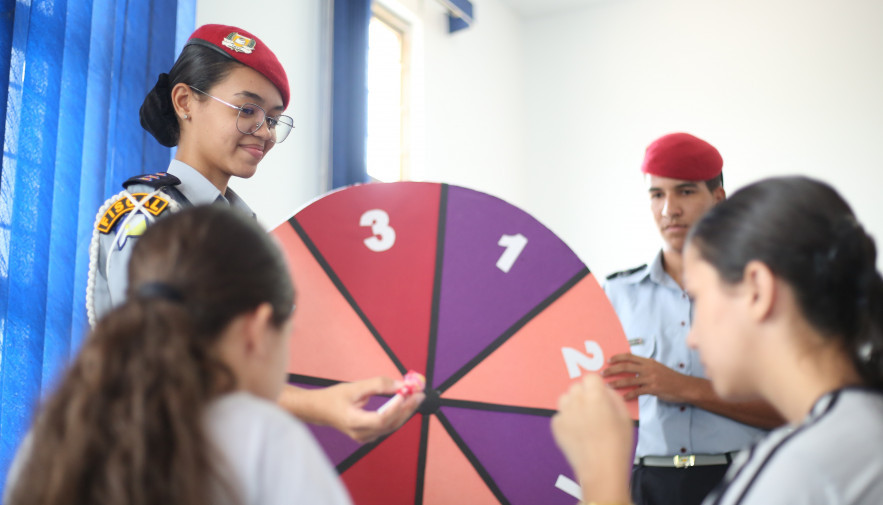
189, 86, 294, 143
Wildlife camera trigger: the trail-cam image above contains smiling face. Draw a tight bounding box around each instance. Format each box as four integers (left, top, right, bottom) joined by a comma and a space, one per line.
177, 64, 284, 189
647, 175, 724, 253
683, 244, 760, 400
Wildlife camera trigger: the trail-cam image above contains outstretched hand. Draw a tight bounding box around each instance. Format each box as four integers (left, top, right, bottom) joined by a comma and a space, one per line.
551, 375, 633, 504
279, 378, 424, 444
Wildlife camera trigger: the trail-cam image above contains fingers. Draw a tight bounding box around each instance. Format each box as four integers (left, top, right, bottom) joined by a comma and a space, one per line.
350, 376, 398, 397
350, 390, 425, 444
607, 352, 641, 364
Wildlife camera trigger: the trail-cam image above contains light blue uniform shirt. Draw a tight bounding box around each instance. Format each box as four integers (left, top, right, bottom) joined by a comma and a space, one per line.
603, 250, 766, 458
87, 160, 254, 324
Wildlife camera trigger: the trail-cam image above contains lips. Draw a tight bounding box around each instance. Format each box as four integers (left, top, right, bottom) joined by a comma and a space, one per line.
240, 144, 265, 160
664, 223, 688, 232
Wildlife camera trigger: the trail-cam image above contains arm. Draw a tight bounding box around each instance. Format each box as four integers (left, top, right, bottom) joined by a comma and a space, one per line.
603, 353, 785, 429
552, 375, 633, 505
277, 378, 424, 444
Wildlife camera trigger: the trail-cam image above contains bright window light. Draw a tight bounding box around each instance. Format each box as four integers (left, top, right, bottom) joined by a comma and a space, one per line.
367, 13, 408, 182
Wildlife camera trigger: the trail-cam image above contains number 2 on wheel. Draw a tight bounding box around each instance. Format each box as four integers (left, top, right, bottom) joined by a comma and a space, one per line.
360, 209, 396, 252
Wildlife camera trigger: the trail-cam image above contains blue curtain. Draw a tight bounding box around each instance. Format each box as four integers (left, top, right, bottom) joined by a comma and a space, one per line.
0, 0, 195, 490
331, 0, 371, 189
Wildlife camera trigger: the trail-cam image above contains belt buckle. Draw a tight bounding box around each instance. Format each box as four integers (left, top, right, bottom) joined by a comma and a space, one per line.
673, 455, 695, 468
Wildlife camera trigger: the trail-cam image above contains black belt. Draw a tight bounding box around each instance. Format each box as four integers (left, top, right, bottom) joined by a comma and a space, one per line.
634, 452, 737, 468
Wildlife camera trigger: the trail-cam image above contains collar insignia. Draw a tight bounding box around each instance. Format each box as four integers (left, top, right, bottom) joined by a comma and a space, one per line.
222, 33, 256, 54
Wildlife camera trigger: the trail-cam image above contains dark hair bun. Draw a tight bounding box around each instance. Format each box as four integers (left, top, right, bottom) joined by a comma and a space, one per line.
140, 73, 179, 147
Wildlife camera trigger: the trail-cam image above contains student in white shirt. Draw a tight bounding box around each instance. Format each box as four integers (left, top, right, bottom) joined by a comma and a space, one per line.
7, 205, 353, 505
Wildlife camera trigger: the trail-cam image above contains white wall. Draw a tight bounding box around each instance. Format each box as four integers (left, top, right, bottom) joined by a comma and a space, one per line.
196, 0, 528, 229
196, 0, 330, 231
521, 0, 883, 277
410, 0, 528, 208
195, 0, 883, 277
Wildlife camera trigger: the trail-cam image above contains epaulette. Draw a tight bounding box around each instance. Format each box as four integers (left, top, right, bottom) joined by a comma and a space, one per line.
123, 172, 181, 189
606, 264, 647, 280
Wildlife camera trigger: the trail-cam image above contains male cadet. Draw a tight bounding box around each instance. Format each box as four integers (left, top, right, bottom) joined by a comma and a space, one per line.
601, 133, 785, 505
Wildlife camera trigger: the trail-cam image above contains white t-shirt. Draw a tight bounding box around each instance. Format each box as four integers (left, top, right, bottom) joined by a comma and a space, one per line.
705, 387, 883, 505
4, 392, 352, 505
206, 392, 353, 505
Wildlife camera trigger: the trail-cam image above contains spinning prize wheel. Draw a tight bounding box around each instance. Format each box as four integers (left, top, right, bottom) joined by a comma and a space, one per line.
271, 182, 638, 505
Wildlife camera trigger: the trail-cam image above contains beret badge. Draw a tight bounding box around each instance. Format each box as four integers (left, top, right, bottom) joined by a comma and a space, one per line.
222, 32, 256, 54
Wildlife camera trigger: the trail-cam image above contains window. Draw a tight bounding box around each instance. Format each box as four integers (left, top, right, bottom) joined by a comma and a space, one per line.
367, 5, 411, 182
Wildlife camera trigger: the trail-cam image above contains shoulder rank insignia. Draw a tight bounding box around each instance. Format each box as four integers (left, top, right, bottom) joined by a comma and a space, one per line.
123, 172, 182, 190
96, 193, 170, 234
606, 264, 647, 280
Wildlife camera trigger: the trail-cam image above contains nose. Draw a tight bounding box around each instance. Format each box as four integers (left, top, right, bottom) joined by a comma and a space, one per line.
252, 119, 274, 142
662, 194, 681, 218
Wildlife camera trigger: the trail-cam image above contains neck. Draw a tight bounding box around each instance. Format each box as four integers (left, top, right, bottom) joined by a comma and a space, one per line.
173, 153, 230, 195
760, 322, 862, 424
661, 247, 685, 288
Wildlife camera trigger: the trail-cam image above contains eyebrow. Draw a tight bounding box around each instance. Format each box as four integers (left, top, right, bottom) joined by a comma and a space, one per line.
234, 91, 284, 112
648, 182, 700, 192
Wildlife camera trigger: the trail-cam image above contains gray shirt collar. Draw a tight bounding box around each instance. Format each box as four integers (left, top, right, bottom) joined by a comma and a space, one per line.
166, 160, 255, 216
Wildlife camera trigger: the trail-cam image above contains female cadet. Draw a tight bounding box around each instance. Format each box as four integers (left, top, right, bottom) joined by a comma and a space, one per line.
6, 205, 352, 505
86, 24, 421, 443
552, 176, 883, 505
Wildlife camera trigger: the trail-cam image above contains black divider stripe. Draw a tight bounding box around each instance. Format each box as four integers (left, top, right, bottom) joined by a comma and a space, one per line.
424, 184, 449, 388
435, 410, 511, 505
287, 217, 406, 375
414, 413, 431, 505
286, 374, 341, 388
335, 436, 385, 474
440, 398, 556, 418
437, 267, 591, 392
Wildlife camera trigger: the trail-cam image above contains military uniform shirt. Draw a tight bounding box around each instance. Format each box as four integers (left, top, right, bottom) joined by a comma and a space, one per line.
604, 250, 766, 458
704, 387, 883, 505
86, 160, 255, 325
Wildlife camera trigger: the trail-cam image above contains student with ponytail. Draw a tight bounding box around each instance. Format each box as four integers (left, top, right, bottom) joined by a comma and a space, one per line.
552, 176, 883, 505
85, 23, 421, 443
6, 206, 352, 505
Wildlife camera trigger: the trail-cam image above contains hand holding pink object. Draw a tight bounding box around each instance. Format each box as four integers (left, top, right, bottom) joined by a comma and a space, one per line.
378, 370, 426, 414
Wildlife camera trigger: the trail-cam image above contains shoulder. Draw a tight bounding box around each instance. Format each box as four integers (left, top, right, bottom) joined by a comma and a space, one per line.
123, 171, 181, 190
206, 392, 316, 449
93, 173, 185, 235
603, 264, 650, 296
605, 264, 648, 282
732, 390, 883, 503
206, 393, 352, 505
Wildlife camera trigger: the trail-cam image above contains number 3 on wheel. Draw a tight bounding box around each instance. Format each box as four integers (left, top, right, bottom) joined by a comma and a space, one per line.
360, 209, 396, 252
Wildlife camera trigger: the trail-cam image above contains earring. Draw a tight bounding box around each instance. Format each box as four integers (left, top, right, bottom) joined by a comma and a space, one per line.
182, 114, 189, 119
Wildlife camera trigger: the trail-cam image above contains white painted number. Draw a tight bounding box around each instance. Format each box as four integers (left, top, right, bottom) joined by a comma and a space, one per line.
360, 209, 396, 252
555, 475, 582, 500
562, 340, 604, 379
496, 233, 528, 273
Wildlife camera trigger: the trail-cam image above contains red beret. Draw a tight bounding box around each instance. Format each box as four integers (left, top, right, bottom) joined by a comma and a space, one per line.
641, 133, 723, 181
185, 24, 290, 109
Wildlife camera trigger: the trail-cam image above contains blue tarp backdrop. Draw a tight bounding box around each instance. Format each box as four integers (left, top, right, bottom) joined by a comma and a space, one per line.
0, 0, 195, 491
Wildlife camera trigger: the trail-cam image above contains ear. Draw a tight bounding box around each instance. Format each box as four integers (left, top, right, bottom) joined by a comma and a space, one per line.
171, 82, 194, 120
240, 303, 276, 356
743, 260, 776, 323
712, 186, 726, 204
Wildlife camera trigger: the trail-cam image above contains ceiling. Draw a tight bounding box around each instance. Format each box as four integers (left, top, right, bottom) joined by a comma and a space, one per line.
498, 0, 612, 17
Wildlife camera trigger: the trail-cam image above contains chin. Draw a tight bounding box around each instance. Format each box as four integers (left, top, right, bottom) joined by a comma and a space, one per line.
712, 379, 755, 402
233, 167, 259, 180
